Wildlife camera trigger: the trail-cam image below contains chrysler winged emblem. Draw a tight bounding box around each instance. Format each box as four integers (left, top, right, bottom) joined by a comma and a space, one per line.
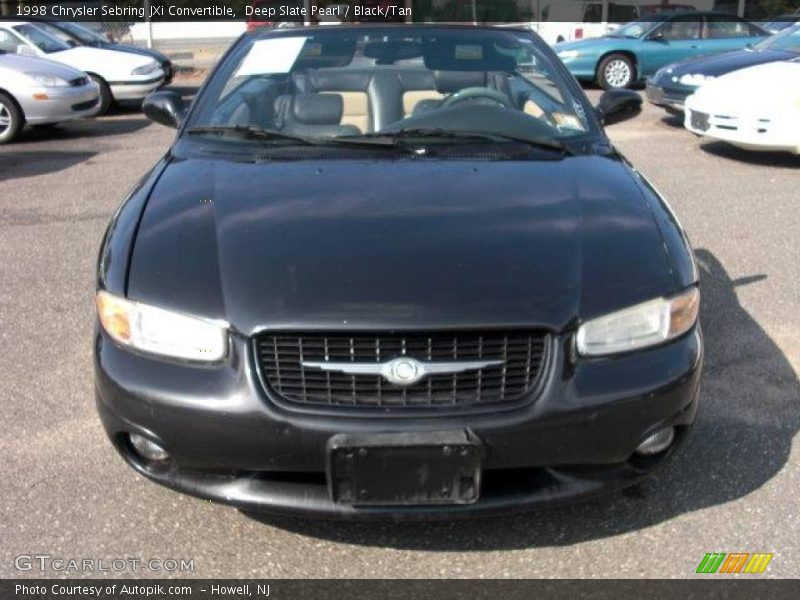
301, 357, 503, 387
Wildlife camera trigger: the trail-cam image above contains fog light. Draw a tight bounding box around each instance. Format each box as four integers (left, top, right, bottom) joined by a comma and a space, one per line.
129, 433, 169, 462
635, 427, 675, 456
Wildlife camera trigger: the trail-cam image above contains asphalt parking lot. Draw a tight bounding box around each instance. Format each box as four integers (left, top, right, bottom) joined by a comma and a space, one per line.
1, 78, 798, 579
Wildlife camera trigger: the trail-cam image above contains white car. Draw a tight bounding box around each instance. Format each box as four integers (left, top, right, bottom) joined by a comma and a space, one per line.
684, 60, 800, 154
0, 21, 164, 114
0, 52, 100, 143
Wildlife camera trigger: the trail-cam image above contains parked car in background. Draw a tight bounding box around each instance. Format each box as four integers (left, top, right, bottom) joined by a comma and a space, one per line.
34, 21, 174, 85
0, 51, 99, 144
555, 11, 768, 89
685, 60, 800, 154
647, 23, 800, 113
0, 21, 164, 114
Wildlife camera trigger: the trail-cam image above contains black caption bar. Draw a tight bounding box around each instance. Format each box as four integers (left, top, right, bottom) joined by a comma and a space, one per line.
3, 580, 800, 600
1, 0, 797, 23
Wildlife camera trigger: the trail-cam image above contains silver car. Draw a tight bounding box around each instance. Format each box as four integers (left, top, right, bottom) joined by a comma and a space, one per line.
0, 51, 100, 144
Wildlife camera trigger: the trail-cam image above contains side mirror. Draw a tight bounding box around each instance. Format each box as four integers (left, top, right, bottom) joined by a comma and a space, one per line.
16, 45, 37, 57
596, 89, 642, 125
143, 90, 186, 129
66, 39, 79, 48
648, 31, 665, 42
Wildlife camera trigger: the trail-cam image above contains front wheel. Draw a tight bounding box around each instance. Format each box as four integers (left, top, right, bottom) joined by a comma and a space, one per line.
0, 92, 24, 144
597, 54, 635, 90
89, 74, 113, 115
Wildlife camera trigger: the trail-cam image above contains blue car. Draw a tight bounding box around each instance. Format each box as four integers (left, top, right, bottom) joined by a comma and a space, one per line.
555, 11, 768, 89
647, 23, 800, 113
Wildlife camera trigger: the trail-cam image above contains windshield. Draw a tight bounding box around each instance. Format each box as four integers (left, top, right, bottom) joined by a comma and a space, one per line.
188, 27, 597, 149
56, 21, 109, 44
754, 23, 800, 53
13, 24, 70, 53
35, 22, 80, 45
609, 19, 660, 38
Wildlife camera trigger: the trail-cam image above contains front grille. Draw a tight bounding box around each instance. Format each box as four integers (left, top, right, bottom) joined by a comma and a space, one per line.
72, 97, 100, 112
255, 331, 548, 412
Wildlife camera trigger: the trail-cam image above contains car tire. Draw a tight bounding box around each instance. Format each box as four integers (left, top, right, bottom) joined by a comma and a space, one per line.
89, 74, 113, 115
597, 54, 635, 90
0, 91, 24, 145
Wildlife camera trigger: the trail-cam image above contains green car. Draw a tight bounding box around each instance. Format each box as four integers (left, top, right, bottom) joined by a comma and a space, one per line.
554, 11, 768, 89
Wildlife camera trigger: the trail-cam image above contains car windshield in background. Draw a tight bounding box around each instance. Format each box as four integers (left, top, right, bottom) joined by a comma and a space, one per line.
608, 20, 658, 38
54, 21, 109, 44
188, 27, 595, 148
35, 22, 80, 45
754, 23, 800, 53
13, 24, 70, 53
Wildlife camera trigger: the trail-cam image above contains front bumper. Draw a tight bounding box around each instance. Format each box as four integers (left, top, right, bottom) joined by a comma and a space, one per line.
19, 83, 101, 124
645, 82, 693, 112
557, 55, 600, 81
684, 103, 800, 154
95, 327, 703, 519
108, 73, 165, 101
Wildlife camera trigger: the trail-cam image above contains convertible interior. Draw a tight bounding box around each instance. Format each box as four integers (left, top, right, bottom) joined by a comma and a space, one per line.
207, 34, 582, 139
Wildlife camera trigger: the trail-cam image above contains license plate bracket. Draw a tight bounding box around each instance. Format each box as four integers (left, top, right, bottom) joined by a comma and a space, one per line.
327, 431, 482, 506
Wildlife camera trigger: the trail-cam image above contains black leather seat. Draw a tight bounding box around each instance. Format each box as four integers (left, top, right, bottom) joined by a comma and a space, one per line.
274, 93, 361, 137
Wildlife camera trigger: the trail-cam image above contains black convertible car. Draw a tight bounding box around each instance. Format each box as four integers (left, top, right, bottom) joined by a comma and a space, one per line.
95, 25, 703, 518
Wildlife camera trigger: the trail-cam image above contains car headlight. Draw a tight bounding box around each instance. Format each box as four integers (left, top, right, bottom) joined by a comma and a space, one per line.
96, 291, 228, 362
653, 66, 672, 81
26, 72, 70, 87
576, 287, 699, 357
557, 50, 581, 59
678, 73, 713, 87
132, 61, 158, 76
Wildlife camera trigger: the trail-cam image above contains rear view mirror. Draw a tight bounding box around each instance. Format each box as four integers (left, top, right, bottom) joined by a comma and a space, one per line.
596, 89, 642, 125
143, 91, 186, 129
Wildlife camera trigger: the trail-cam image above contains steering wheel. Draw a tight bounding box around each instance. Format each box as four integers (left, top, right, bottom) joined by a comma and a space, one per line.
441, 87, 515, 109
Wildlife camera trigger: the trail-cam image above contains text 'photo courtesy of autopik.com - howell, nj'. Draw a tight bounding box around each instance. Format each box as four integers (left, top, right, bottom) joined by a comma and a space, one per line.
0, 0, 798, 598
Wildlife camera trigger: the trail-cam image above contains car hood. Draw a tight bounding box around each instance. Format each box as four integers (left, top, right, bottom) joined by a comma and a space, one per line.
50, 46, 154, 74
691, 60, 800, 106
0, 52, 85, 79
127, 155, 677, 335
662, 48, 796, 77
94, 41, 170, 63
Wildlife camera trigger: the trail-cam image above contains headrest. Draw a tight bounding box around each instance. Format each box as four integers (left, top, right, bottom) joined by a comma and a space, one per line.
293, 93, 343, 125
434, 70, 488, 94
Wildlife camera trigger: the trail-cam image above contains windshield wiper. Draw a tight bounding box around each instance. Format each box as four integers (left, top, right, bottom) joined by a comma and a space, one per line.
344, 128, 571, 154
186, 125, 316, 145
186, 125, 411, 150
186, 125, 571, 155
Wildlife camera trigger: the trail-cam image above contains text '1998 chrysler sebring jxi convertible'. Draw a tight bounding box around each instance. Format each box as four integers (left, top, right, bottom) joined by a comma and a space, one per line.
94, 25, 703, 519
